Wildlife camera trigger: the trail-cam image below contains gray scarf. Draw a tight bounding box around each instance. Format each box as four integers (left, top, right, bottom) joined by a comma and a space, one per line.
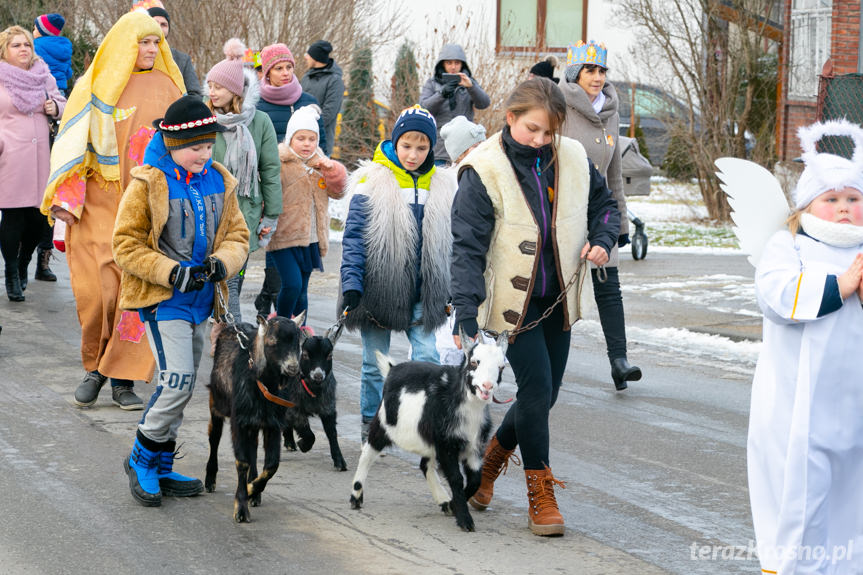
215, 105, 258, 198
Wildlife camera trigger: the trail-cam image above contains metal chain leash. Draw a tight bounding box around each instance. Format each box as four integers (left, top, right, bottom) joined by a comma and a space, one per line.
483, 258, 603, 339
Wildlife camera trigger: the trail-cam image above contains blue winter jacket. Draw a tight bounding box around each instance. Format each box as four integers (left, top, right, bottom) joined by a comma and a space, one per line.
257, 91, 327, 150
34, 36, 74, 92
340, 140, 435, 301
138, 132, 227, 324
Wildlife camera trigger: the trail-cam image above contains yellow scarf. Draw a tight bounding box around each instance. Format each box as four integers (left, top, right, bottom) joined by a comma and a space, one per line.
41, 11, 184, 218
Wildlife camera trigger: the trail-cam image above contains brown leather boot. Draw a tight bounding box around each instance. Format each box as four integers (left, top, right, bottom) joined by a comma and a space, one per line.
525, 466, 566, 536
469, 435, 520, 510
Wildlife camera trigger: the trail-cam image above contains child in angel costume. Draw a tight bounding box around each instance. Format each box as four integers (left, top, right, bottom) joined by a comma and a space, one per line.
717, 119, 863, 574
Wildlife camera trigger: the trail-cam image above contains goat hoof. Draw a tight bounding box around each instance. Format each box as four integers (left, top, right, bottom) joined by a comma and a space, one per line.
233, 504, 251, 523
440, 501, 451, 515
205, 483, 215, 493
298, 436, 315, 453
457, 515, 476, 532
334, 457, 347, 471
350, 493, 363, 509
283, 438, 297, 452
249, 493, 261, 507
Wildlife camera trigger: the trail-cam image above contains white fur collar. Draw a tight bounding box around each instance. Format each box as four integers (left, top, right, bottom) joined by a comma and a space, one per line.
800, 212, 863, 248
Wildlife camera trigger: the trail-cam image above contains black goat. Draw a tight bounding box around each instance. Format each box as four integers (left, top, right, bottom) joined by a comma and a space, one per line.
205, 312, 305, 523
281, 322, 347, 471
349, 329, 509, 531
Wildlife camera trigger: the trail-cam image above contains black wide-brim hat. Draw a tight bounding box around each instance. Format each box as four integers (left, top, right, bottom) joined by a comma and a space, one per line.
153, 95, 226, 139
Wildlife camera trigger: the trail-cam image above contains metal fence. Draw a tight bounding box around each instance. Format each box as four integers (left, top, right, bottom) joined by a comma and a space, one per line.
816, 73, 863, 158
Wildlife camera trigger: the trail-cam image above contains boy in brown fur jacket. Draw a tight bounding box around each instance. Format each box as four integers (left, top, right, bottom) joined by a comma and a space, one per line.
112, 96, 249, 507
264, 104, 346, 320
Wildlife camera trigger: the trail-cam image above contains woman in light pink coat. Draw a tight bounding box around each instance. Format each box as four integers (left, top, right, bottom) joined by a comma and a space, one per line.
0, 25, 65, 301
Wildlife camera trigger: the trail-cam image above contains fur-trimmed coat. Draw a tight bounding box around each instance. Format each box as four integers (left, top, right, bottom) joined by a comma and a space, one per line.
266, 144, 346, 255
113, 161, 249, 318
340, 142, 456, 332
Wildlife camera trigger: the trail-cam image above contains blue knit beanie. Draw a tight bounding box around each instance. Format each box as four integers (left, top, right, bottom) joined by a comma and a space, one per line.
391, 105, 437, 147
34, 13, 65, 37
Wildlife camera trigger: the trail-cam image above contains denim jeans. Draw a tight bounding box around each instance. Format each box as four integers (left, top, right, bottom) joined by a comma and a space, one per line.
359, 302, 440, 419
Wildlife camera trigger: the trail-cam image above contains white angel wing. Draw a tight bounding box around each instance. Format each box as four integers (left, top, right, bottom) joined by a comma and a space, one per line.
715, 157, 790, 267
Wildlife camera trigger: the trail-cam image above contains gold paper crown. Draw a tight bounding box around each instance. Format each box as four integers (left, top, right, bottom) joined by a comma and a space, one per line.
566, 40, 608, 68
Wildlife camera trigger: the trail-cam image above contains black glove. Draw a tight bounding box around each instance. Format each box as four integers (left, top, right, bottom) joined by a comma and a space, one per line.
204, 256, 227, 282
171, 264, 207, 293
618, 233, 630, 248
342, 290, 361, 312
454, 317, 478, 339
441, 82, 457, 99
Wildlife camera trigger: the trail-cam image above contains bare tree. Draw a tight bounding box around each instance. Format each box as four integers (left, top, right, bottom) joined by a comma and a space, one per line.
616, 0, 780, 221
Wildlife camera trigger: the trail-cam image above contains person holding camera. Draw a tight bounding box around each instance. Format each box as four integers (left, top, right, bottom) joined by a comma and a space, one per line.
112, 95, 249, 507
419, 43, 489, 165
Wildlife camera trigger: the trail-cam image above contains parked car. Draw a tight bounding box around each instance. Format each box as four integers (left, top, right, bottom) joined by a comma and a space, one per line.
614, 81, 692, 167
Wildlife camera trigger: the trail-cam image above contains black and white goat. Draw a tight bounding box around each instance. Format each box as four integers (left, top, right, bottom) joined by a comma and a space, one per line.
281, 322, 347, 471
349, 329, 509, 532
205, 312, 305, 523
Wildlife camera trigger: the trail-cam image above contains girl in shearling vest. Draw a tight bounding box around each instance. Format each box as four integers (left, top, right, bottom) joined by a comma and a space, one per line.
451, 78, 620, 536
267, 104, 346, 320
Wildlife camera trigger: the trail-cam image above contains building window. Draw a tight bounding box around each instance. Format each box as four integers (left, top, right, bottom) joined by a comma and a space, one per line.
788, 0, 832, 99
497, 0, 586, 53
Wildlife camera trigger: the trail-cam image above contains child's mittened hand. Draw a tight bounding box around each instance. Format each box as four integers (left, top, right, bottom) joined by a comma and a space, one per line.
204, 256, 227, 282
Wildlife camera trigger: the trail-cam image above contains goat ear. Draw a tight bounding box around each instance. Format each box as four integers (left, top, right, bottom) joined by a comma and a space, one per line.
257, 314, 268, 327
496, 330, 509, 356
459, 324, 476, 357
326, 321, 344, 346
292, 309, 307, 326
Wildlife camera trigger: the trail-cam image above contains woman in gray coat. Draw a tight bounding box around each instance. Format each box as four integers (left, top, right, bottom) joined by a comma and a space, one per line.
559, 40, 641, 391
419, 43, 490, 164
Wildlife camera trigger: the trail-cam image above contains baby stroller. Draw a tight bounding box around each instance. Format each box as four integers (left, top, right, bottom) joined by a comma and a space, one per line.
618, 136, 652, 260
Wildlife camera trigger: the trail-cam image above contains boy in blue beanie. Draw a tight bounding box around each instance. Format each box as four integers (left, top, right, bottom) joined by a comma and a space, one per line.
33, 14, 74, 97
340, 105, 457, 442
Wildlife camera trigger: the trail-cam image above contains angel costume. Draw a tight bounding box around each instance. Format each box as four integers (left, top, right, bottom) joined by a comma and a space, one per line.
730, 120, 863, 574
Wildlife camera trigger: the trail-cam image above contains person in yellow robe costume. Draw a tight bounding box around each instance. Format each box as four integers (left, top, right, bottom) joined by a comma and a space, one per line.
41, 11, 184, 410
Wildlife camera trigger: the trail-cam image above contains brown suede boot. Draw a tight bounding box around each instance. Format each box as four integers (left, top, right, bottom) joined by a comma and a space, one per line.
469, 435, 520, 510
525, 466, 566, 536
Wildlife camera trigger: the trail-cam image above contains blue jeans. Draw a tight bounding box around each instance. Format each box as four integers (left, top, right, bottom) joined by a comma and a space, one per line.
360, 302, 440, 419
266, 249, 310, 320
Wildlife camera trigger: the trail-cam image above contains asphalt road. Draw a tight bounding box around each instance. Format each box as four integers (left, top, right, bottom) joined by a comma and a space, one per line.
0, 245, 761, 575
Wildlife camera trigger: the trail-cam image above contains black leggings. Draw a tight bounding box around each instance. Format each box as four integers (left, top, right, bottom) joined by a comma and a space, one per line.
591, 266, 628, 360
0, 207, 45, 270
495, 297, 571, 470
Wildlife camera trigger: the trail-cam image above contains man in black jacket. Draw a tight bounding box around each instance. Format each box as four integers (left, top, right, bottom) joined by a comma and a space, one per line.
147, 7, 202, 98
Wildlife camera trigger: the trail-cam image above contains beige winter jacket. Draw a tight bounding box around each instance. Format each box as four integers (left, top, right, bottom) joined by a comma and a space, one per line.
267, 144, 346, 256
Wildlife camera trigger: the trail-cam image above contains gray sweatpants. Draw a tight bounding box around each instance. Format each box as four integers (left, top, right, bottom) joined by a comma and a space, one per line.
139, 319, 206, 444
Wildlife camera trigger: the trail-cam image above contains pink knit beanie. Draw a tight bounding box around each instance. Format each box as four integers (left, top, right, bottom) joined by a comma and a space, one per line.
206, 58, 245, 97
260, 43, 295, 80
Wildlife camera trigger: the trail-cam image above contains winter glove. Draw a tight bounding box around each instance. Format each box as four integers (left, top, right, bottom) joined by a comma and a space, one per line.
204, 255, 227, 282
256, 216, 279, 248
454, 317, 478, 339
618, 233, 630, 248
342, 290, 361, 312
171, 264, 207, 293
440, 82, 458, 99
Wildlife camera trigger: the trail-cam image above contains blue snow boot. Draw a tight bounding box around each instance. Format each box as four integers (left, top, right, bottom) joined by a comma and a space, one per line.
158, 441, 203, 497
124, 432, 162, 507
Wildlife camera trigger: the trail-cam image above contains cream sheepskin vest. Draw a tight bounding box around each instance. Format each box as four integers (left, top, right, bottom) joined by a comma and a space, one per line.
460, 132, 591, 334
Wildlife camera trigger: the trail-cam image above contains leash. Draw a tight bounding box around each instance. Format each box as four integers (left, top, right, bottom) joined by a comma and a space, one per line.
216, 285, 297, 407
483, 256, 594, 339
255, 380, 296, 408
